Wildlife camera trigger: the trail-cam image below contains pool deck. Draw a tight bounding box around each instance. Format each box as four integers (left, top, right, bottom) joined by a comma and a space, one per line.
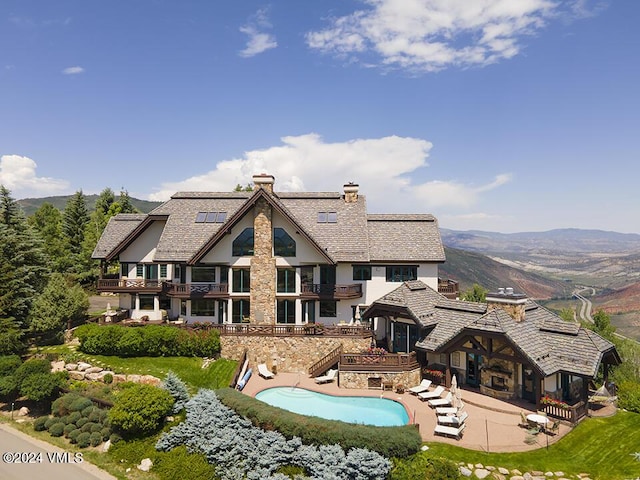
241, 371, 607, 453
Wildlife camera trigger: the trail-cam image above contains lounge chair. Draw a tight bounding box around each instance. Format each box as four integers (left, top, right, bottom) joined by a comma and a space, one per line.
434, 423, 466, 440
408, 379, 432, 395
519, 411, 529, 428
314, 368, 337, 384
418, 385, 445, 401
428, 392, 453, 408
437, 411, 468, 427
435, 406, 458, 415
258, 363, 275, 379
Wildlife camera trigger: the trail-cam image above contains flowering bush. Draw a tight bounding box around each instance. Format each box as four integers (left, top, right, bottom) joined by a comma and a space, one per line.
423, 369, 444, 378
541, 395, 569, 409
365, 347, 386, 356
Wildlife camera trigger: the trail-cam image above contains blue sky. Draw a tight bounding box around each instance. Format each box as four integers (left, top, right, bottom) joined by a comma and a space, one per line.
1, 0, 638, 234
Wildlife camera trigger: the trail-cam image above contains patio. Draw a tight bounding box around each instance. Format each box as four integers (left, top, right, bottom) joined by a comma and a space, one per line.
241, 371, 580, 453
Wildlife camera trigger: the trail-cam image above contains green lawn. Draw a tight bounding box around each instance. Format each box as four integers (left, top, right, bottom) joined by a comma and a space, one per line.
35, 345, 237, 391
408, 410, 640, 480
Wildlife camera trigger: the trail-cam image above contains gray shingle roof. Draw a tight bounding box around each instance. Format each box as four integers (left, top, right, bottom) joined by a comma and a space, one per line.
93, 189, 446, 264
365, 281, 618, 378
92, 214, 147, 259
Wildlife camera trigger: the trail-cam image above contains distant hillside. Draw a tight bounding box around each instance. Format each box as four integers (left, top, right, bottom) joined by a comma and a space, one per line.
17, 195, 162, 216
439, 246, 572, 300
440, 228, 640, 255
594, 282, 640, 314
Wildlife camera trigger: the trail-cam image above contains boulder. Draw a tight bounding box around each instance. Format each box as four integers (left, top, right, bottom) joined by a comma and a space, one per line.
102, 440, 111, 452
18, 406, 29, 416
51, 361, 65, 372
69, 371, 85, 380
137, 458, 153, 472
139, 375, 162, 386
85, 366, 104, 374
474, 469, 491, 479
459, 466, 472, 477
77, 362, 92, 371
112, 374, 127, 384
65, 363, 78, 371
85, 372, 102, 381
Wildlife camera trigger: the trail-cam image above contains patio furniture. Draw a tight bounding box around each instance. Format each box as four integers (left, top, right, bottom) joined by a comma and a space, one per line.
418, 385, 445, 401
436, 406, 458, 416
258, 363, 275, 379
314, 368, 338, 384
408, 379, 433, 395
545, 420, 560, 435
428, 392, 453, 408
437, 411, 468, 427
434, 423, 466, 440
526, 413, 549, 429
519, 411, 529, 428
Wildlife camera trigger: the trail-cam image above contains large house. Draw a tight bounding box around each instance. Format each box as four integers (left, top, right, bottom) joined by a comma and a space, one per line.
92, 174, 446, 329
92, 174, 619, 420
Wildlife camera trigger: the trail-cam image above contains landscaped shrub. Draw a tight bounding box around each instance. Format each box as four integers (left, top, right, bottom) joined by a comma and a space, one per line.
75, 323, 220, 357
68, 411, 83, 424
101, 427, 111, 441
153, 445, 217, 480
76, 417, 89, 429
109, 383, 174, 437
20, 372, 64, 401
81, 421, 97, 433
162, 371, 190, 413
76, 432, 91, 448
0, 355, 22, 377
34, 416, 49, 431
69, 396, 93, 413
391, 454, 462, 480
48, 422, 65, 437
109, 432, 122, 444
156, 389, 391, 480
68, 429, 81, 443
103, 373, 113, 384
216, 387, 421, 459
52, 392, 83, 417
617, 380, 640, 413
63, 423, 77, 437
44, 417, 58, 430
90, 431, 103, 447
82, 405, 96, 417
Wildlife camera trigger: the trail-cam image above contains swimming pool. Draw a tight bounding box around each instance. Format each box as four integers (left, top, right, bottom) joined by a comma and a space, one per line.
255, 387, 410, 427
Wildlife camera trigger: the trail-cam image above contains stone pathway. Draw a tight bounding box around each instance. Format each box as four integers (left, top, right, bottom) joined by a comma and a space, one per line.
456, 461, 592, 480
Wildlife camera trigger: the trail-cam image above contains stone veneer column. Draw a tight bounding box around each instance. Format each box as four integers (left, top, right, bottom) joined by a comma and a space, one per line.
250, 196, 276, 324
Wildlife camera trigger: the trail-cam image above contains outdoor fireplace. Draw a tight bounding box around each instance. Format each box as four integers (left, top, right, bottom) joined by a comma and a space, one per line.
491, 375, 507, 391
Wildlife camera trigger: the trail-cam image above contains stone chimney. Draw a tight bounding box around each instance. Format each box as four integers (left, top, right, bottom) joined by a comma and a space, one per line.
344, 182, 359, 203
486, 287, 528, 322
253, 174, 275, 194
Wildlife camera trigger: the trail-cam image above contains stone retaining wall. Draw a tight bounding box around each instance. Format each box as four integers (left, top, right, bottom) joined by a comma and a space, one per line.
339, 368, 421, 391
221, 336, 371, 374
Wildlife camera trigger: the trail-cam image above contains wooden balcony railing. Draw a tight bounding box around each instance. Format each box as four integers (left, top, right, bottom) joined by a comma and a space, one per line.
187, 323, 372, 338
339, 352, 419, 372
300, 283, 363, 299
308, 344, 343, 377
539, 400, 587, 424
165, 283, 228, 298
97, 278, 164, 293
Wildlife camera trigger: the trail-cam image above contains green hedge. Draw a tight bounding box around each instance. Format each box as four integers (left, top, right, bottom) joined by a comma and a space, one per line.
216, 387, 421, 459
74, 323, 220, 357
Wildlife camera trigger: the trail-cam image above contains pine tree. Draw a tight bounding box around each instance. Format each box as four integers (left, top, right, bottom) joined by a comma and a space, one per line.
162, 371, 191, 413
28, 202, 71, 272
62, 190, 89, 255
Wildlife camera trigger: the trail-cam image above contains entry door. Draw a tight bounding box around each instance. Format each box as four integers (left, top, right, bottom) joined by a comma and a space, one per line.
522, 369, 536, 402
466, 353, 481, 387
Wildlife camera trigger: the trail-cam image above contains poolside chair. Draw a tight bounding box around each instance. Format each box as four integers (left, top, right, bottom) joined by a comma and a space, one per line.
546, 420, 560, 436
437, 411, 468, 427
417, 385, 445, 401
435, 406, 458, 416
314, 368, 337, 384
408, 379, 432, 395
428, 392, 453, 408
258, 363, 275, 379
519, 411, 529, 428
434, 423, 466, 440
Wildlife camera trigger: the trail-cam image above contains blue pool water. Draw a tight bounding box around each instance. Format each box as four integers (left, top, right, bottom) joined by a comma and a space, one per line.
255, 387, 410, 427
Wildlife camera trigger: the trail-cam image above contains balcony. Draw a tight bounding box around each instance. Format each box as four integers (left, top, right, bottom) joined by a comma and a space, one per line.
165, 283, 228, 298
97, 278, 164, 293
300, 283, 363, 299
339, 351, 419, 372
189, 323, 372, 338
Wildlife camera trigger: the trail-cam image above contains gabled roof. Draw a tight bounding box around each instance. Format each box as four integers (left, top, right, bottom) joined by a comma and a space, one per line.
92, 187, 446, 265
363, 281, 620, 379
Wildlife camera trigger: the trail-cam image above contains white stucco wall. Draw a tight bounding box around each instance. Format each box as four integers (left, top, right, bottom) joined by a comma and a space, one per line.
119, 221, 165, 265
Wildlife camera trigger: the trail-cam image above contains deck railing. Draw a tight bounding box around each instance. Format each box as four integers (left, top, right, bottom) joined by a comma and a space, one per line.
308, 344, 343, 377
300, 283, 363, 299
540, 400, 587, 424
339, 352, 419, 372
165, 283, 228, 297
97, 279, 164, 292
189, 323, 372, 338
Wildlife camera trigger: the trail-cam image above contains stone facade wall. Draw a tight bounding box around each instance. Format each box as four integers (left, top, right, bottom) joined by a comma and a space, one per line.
221, 336, 371, 374
339, 368, 421, 391
250, 197, 276, 324
487, 301, 526, 321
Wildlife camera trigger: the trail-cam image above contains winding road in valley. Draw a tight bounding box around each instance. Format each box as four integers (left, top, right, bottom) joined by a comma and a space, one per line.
573, 286, 595, 323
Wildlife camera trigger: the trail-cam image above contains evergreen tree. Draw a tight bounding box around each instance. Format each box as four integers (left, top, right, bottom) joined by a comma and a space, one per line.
116, 189, 137, 213
28, 202, 71, 272
95, 187, 116, 216
162, 371, 191, 413
0, 185, 25, 227
62, 190, 89, 255
29, 273, 89, 344
461, 283, 488, 303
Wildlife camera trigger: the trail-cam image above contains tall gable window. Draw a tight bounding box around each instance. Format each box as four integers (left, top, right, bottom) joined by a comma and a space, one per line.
352, 265, 371, 281
386, 266, 417, 282
317, 211, 337, 223
274, 228, 296, 257
196, 212, 227, 223
232, 228, 254, 256
232, 268, 250, 293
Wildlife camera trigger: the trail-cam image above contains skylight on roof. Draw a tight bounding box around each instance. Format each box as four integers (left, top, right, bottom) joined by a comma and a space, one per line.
318, 211, 337, 223
195, 211, 227, 223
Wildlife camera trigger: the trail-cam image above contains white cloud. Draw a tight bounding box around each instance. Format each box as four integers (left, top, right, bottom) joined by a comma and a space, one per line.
0, 155, 70, 196
306, 0, 591, 72
239, 8, 277, 58
148, 133, 511, 217
62, 66, 84, 75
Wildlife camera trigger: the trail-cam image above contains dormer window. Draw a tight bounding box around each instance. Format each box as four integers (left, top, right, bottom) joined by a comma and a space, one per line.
317, 211, 337, 223
195, 211, 227, 223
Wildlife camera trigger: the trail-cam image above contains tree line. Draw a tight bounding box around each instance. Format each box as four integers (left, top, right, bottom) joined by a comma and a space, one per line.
0, 185, 137, 353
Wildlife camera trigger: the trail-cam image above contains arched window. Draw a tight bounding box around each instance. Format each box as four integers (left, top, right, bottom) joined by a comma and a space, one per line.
232, 228, 254, 256
274, 228, 296, 257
